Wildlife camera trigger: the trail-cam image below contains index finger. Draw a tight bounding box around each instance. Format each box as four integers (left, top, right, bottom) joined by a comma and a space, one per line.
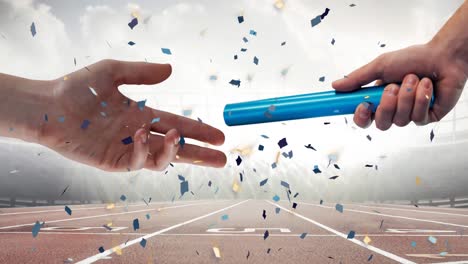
150, 109, 225, 146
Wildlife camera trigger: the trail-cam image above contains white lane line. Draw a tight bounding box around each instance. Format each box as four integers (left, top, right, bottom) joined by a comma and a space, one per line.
349, 204, 468, 217
2, 232, 468, 238
299, 202, 468, 229
0, 200, 203, 216
431, 261, 468, 264
268, 201, 416, 264
356, 202, 468, 212
0, 200, 223, 230
76, 200, 249, 264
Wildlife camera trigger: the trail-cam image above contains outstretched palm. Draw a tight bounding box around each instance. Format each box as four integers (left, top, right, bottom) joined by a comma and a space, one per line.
39, 60, 226, 172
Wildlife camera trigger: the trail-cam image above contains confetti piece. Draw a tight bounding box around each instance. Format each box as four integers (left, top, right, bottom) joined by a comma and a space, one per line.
128, 17, 138, 29
428, 236, 437, 244
264, 230, 269, 240
278, 138, 288, 148
32, 221, 41, 237
140, 238, 147, 248
280, 181, 290, 189
380, 44, 386, 48
235, 156, 242, 166
259, 178, 268, 186
232, 181, 240, 193
305, 144, 316, 151
313, 165, 321, 174
128, 41, 136, 46
229, 79, 241, 87
253, 56, 259, 65
180, 181, 189, 196
366, 135, 372, 141
329, 175, 339, 180
98, 246, 105, 253
103, 224, 112, 231
133, 218, 140, 231
415, 176, 422, 185
275, 207, 280, 214
292, 203, 298, 209
243, 37, 248, 43
258, 145, 264, 151
311, 16, 321, 27
334, 164, 341, 170
30, 22, 36, 37
335, 203, 344, 213
319, 76, 325, 82
246, 251, 250, 259
363, 236, 371, 244
221, 214, 229, 221
234, 55, 238, 60
213, 247, 221, 258
249, 30, 257, 36
106, 203, 115, 209
160, 48, 172, 55
411, 241, 417, 247
320, 199, 323, 205
430, 129, 435, 142
122, 136, 133, 145
367, 254, 373, 261
237, 16, 244, 23
81, 120, 90, 130
113, 246, 122, 256
58, 116, 65, 123
137, 100, 146, 111
59, 185, 69, 197
331, 38, 335, 45
347, 230, 356, 239
64, 206, 72, 216
350, 3, 356, 7
300, 233, 307, 239
179, 136, 185, 148
281, 41, 286, 46
273, 195, 280, 202
274, 0, 285, 10
89, 86, 97, 96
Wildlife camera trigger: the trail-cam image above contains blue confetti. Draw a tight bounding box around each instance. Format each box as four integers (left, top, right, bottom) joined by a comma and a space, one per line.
98, 246, 105, 253
122, 136, 133, 145
258, 145, 264, 151
209, 75, 218, 81
120, 194, 127, 201
128, 41, 136, 46
64, 206, 72, 216
411, 241, 417, 247
335, 203, 344, 213
133, 218, 140, 231
137, 100, 146, 111
280, 181, 290, 189
261, 135, 269, 139
331, 38, 335, 45
81, 120, 90, 130
229, 79, 241, 87
221, 214, 229, 221
161, 48, 172, 55
179, 136, 185, 148
278, 138, 288, 148
243, 37, 248, 43
140, 238, 147, 248
428, 236, 437, 244
271, 162, 277, 169
300, 233, 307, 239
30, 22, 36, 37
347, 230, 355, 239
240, 48, 247, 52
128, 17, 138, 29
146, 214, 150, 220
249, 30, 257, 36
259, 178, 268, 186
100, 101, 107, 107
253, 56, 259, 65
178, 174, 186, 182
32, 221, 41, 238
236, 156, 242, 166
275, 207, 280, 214
58, 116, 65, 123
313, 165, 322, 174
311, 16, 321, 27
319, 76, 325, 82
180, 181, 189, 196
272, 195, 280, 202
151, 117, 160, 124
238, 16, 244, 23
367, 254, 373, 261
44, 114, 48, 122
234, 55, 238, 60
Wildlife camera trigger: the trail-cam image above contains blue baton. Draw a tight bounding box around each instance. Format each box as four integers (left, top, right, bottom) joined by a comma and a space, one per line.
223, 85, 435, 126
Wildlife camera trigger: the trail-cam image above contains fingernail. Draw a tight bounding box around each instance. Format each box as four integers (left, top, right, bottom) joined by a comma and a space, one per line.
140, 134, 147, 144
390, 85, 399, 96
422, 78, 431, 89
406, 75, 417, 85
359, 103, 371, 119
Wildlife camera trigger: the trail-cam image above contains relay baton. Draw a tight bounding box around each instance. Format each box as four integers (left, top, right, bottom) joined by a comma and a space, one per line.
223, 85, 435, 126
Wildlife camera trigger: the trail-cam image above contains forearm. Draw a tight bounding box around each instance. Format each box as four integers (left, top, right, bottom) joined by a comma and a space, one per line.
0, 73, 55, 143
431, 0, 468, 73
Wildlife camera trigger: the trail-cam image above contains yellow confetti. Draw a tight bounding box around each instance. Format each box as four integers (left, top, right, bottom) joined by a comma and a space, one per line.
63, 76, 68, 81
364, 95, 370, 99
232, 181, 240, 193
230, 145, 254, 157
193, 160, 203, 164
131, 11, 140, 19
213, 246, 221, 258
105, 203, 115, 210
113, 246, 122, 255
274, 0, 285, 10
363, 236, 371, 244
416, 176, 422, 185
107, 222, 113, 227
275, 151, 281, 164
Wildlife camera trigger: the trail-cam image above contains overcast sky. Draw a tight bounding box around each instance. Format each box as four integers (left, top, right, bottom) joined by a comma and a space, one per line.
0, 0, 467, 201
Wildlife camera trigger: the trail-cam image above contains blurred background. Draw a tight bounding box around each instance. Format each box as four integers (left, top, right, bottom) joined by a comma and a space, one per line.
0, 0, 467, 207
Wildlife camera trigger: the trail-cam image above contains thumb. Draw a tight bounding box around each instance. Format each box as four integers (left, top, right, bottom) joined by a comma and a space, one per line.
113, 60, 172, 85
332, 56, 384, 92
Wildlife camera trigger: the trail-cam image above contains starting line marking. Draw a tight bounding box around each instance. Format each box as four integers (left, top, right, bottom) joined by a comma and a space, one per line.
268, 201, 416, 264
76, 200, 249, 264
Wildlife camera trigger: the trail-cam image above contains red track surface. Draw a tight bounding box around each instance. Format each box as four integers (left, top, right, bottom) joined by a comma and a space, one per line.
0, 199, 467, 263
